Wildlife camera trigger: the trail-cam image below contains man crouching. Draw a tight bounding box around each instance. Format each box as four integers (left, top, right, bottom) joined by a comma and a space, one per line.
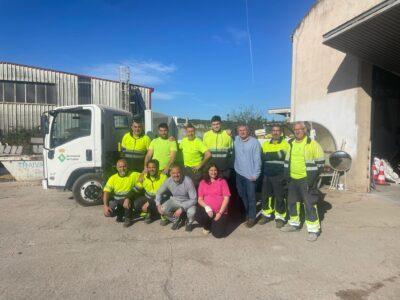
103, 159, 140, 227
156, 164, 197, 232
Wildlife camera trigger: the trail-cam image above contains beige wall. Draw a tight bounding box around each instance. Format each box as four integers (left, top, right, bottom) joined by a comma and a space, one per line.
291, 0, 383, 192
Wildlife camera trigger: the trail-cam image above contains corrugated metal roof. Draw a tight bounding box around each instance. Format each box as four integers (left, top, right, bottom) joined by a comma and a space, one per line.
323, 0, 400, 75
0, 61, 154, 91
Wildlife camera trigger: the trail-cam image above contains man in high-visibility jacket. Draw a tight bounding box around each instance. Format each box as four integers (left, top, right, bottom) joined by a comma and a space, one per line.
120, 118, 151, 172
145, 123, 177, 175
135, 159, 168, 224
203, 115, 233, 179
103, 159, 141, 227
281, 122, 325, 242
259, 124, 290, 228
179, 124, 211, 186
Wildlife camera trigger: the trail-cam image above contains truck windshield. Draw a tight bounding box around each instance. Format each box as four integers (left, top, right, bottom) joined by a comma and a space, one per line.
50, 110, 92, 148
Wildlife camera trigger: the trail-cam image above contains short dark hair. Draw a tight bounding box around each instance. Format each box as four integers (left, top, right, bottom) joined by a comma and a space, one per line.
185, 123, 195, 129
158, 123, 168, 130
146, 159, 159, 170
271, 123, 281, 130
132, 117, 143, 125
211, 115, 222, 123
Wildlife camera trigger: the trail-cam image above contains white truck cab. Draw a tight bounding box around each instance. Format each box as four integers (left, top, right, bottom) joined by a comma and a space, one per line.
42, 105, 132, 206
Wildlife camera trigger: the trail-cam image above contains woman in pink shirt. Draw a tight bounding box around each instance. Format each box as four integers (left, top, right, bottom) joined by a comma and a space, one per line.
196, 163, 231, 238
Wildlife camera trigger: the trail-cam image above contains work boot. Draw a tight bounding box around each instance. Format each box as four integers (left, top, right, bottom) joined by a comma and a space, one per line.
116, 214, 124, 223
280, 224, 300, 232
171, 217, 183, 230
275, 219, 285, 229
258, 215, 273, 225
123, 218, 133, 228
185, 221, 193, 232
160, 216, 169, 226
246, 218, 256, 228
307, 232, 319, 242
144, 213, 152, 224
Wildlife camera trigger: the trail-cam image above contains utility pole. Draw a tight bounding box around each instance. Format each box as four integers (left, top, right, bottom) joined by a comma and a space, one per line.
119, 66, 130, 111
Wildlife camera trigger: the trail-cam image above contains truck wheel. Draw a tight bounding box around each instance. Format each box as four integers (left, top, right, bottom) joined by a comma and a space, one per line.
72, 173, 103, 206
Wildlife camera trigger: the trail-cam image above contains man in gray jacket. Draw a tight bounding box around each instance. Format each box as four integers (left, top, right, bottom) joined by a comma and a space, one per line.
156, 164, 197, 232
234, 124, 262, 228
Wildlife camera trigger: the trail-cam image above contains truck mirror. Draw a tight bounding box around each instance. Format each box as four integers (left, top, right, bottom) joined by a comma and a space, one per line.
40, 114, 49, 136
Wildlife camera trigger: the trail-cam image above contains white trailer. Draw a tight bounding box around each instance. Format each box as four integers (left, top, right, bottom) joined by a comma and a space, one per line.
42, 104, 133, 206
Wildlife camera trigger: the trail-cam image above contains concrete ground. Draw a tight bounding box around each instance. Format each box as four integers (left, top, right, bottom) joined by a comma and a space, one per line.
1, 182, 400, 300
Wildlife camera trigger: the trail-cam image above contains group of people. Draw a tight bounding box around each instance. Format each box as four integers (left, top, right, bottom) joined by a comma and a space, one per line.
103, 115, 325, 241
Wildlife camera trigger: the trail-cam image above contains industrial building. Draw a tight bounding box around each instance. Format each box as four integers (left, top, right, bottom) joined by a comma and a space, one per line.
0, 62, 153, 135
291, 0, 400, 192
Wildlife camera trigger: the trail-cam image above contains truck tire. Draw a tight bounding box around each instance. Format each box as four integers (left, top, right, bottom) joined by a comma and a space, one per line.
72, 173, 103, 206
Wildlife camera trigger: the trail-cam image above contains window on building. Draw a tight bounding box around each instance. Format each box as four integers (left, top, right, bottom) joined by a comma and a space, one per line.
0, 82, 3, 102
114, 115, 129, 129
4, 82, 14, 102
37, 84, 46, 103
78, 76, 91, 104
46, 85, 57, 104
15, 82, 25, 103
26, 83, 36, 103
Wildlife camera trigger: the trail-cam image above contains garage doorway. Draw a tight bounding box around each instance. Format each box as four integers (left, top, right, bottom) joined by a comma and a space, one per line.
371, 66, 400, 179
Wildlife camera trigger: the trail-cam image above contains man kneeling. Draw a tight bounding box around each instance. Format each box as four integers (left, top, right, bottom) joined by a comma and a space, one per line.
103, 159, 140, 227
135, 159, 168, 223
156, 164, 197, 232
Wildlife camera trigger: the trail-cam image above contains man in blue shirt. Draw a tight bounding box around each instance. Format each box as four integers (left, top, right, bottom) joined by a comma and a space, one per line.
234, 124, 262, 227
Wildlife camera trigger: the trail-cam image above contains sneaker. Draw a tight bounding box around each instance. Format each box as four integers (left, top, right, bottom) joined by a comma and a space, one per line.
307, 232, 319, 242
116, 215, 124, 223
275, 219, 285, 229
185, 222, 193, 232
258, 215, 272, 225
144, 213, 152, 224
280, 224, 300, 232
171, 218, 183, 230
160, 217, 169, 226
246, 218, 256, 228
123, 218, 133, 227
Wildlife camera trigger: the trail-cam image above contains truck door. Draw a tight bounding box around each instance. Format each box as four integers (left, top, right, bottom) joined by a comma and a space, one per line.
43, 107, 96, 188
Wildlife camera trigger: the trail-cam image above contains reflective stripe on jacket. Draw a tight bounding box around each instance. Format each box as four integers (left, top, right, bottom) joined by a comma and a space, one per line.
262, 137, 290, 177
284, 137, 325, 186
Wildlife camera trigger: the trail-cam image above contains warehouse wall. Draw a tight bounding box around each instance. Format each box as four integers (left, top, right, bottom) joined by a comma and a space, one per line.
291, 0, 383, 192
0, 62, 152, 134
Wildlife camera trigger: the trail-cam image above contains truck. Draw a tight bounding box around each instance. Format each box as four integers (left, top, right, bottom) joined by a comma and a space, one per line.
41, 104, 133, 206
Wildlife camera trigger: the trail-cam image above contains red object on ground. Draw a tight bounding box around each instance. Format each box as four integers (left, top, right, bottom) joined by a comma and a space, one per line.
372, 164, 378, 181
376, 162, 388, 185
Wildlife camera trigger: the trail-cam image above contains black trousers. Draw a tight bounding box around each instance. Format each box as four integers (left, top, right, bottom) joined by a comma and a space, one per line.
260, 174, 286, 218
109, 198, 133, 219
195, 207, 228, 238
287, 178, 320, 232
183, 166, 203, 187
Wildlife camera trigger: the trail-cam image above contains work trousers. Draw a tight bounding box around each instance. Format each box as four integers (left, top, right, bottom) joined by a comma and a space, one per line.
161, 197, 197, 223
195, 207, 229, 238
236, 173, 257, 220
261, 174, 286, 221
109, 198, 133, 220
287, 178, 320, 233
183, 166, 203, 187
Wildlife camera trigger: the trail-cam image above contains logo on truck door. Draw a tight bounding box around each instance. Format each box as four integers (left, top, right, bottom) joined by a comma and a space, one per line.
58, 154, 66, 162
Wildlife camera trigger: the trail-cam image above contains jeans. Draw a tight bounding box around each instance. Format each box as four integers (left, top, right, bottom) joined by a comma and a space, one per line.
236, 173, 257, 219
161, 197, 197, 223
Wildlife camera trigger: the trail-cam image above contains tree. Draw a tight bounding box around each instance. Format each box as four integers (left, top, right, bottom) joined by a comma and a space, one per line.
228, 105, 267, 133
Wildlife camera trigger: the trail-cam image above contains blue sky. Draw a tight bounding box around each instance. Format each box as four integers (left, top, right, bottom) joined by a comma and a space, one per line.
1, 0, 315, 120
